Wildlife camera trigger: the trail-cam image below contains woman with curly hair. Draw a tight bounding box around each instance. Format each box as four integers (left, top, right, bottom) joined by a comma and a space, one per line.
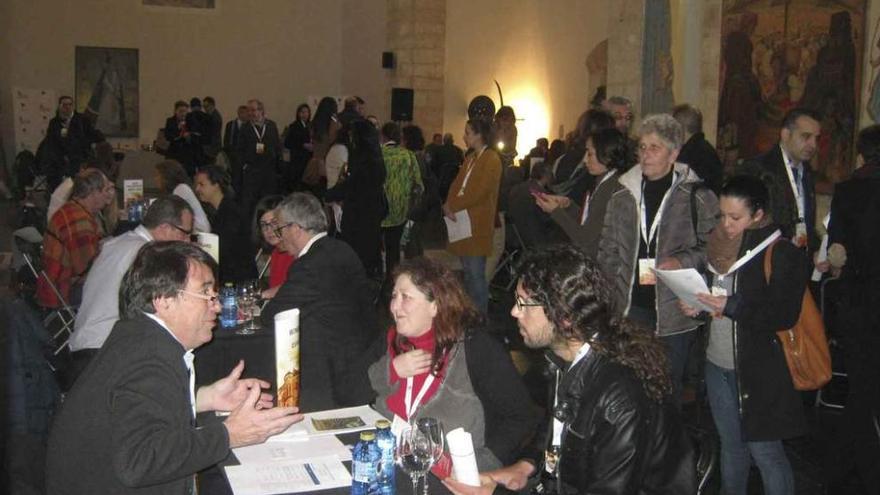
363, 257, 539, 471
445, 244, 694, 495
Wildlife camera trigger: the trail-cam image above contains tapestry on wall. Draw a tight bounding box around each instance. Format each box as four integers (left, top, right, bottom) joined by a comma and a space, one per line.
143, 0, 215, 8
718, 0, 865, 184
75, 46, 139, 138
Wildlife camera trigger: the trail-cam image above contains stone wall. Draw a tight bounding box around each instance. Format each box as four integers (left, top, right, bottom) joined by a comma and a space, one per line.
386, 0, 446, 136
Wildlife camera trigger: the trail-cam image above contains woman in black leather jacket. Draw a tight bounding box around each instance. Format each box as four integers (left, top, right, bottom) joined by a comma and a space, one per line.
445, 244, 695, 495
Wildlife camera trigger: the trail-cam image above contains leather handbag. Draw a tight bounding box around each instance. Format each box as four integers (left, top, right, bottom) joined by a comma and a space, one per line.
763, 242, 832, 390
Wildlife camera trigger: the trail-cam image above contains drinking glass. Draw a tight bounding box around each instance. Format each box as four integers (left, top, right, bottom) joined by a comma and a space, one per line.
235, 282, 256, 335
244, 280, 261, 331
395, 424, 436, 495
416, 417, 445, 495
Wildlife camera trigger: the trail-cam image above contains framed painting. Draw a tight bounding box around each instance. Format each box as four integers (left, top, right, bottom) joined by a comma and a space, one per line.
142, 0, 215, 7
717, 0, 866, 184
75, 46, 139, 138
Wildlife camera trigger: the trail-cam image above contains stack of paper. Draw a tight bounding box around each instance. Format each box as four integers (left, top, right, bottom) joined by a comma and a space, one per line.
269, 405, 389, 441
225, 455, 351, 495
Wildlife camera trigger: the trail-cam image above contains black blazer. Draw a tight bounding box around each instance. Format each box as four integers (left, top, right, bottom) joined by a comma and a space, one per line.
738, 145, 818, 250
46, 316, 229, 494
223, 119, 243, 152
507, 179, 565, 248
284, 119, 313, 164
209, 196, 257, 283
237, 119, 281, 175
678, 132, 723, 195
262, 235, 379, 412
45, 112, 105, 170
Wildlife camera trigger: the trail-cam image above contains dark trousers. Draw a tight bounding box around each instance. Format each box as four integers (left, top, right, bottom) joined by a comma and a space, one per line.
382, 224, 405, 280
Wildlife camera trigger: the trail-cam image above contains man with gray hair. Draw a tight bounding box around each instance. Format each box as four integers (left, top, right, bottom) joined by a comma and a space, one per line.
673, 103, 723, 194
598, 113, 719, 406
37, 168, 115, 308
262, 192, 378, 411
67, 195, 196, 386
238, 98, 281, 218
603, 95, 635, 136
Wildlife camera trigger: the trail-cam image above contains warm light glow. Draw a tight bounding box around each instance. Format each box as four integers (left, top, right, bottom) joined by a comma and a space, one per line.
497, 141, 505, 150
506, 87, 550, 160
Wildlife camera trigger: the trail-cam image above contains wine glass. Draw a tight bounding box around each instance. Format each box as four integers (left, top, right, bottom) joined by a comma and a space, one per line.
235, 282, 256, 335
243, 280, 261, 331
395, 424, 436, 495
416, 417, 445, 495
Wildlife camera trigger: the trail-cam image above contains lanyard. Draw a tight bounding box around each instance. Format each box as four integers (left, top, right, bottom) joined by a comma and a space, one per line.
580, 171, 616, 225
551, 343, 592, 447
781, 149, 805, 220
639, 172, 677, 248
252, 123, 266, 143
709, 230, 782, 281
457, 146, 487, 197
404, 373, 436, 420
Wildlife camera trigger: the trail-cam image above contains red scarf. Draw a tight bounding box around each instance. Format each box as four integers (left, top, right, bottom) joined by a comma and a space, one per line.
384, 327, 449, 420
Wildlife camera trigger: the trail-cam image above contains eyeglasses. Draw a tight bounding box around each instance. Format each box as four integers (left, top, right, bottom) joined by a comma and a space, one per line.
171, 224, 194, 236
178, 289, 218, 303
515, 296, 543, 312
273, 222, 296, 239
259, 221, 277, 231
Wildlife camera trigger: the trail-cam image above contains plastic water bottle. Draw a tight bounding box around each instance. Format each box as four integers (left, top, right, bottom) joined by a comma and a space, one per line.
351, 430, 380, 495
375, 420, 396, 495
220, 283, 237, 329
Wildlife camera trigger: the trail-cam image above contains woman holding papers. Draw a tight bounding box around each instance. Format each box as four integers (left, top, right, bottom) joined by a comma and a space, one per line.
365, 257, 538, 470
535, 128, 628, 258
679, 175, 807, 495
442, 119, 503, 314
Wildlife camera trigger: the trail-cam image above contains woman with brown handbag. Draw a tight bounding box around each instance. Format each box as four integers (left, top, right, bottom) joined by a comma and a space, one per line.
679, 175, 807, 495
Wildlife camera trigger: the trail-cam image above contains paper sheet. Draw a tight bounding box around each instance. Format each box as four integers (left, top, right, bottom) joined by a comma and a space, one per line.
444, 210, 472, 243
811, 213, 831, 282
233, 435, 352, 465
269, 405, 389, 441
651, 268, 714, 313
197, 232, 220, 263
225, 455, 351, 495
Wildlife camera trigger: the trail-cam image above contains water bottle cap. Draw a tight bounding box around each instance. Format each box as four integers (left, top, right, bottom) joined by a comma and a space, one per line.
376, 419, 391, 429
360, 431, 376, 441
225, 282, 234, 287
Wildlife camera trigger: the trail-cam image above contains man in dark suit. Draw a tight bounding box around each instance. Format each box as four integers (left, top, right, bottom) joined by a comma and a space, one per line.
237, 98, 281, 218
673, 104, 723, 194
203, 96, 223, 162
46, 241, 301, 495
164, 100, 200, 176
738, 108, 821, 254
45, 95, 105, 192
224, 104, 249, 195
262, 193, 379, 412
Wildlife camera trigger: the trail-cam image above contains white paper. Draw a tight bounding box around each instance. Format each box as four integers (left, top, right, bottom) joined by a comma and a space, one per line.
811, 213, 831, 282
651, 268, 714, 313
197, 232, 220, 263
233, 435, 352, 465
274, 309, 301, 408
224, 455, 351, 495
269, 405, 389, 441
446, 428, 480, 487
444, 210, 472, 243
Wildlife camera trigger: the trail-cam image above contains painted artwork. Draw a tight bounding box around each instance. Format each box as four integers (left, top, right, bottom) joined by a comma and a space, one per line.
75, 46, 139, 137
718, 0, 865, 183
641, 0, 675, 115
143, 0, 215, 8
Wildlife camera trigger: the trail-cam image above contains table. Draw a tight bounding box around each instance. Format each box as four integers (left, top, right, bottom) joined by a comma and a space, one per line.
195, 322, 276, 391
198, 431, 452, 495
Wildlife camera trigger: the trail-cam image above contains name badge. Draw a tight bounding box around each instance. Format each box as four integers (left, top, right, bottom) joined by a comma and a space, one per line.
391, 414, 410, 438
638, 258, 656, 286
711, 286, 728, 297
60, 127, 68, 138
793, 222, 807, 248
256, 142, 266, 154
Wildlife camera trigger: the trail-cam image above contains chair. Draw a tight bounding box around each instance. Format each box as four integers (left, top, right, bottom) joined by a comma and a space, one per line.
490, 223, 527, 292
15, 235, 77, 359
816, 276, 847, 409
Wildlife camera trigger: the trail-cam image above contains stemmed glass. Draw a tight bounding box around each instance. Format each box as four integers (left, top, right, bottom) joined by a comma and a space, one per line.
416, 417, 446, 495
236, 281, 257, 335
395, 423, 437, 495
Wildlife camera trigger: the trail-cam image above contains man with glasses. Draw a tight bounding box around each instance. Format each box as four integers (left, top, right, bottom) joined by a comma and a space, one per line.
48, 241, 302, 495
262, 193, 379, 411
68, 196, 195, 388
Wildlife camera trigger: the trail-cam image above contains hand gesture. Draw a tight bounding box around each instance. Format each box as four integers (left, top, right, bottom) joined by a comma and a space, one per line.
443, 203, 456, 220
678, 300, 700, 318
696, 292, 727, 318
224, 384, 303, 448
486, 460, 535, 490
392, 349, 432, 378
534, 193, 569, 213
196, 360, 273, 413
442, 475, 497, 495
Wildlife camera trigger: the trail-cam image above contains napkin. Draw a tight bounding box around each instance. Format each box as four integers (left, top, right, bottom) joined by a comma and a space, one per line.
446, 427, 480, 486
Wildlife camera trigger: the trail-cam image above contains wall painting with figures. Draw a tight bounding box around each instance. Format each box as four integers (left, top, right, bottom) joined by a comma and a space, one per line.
717, 0, 865, 185
75, 46, 139, 138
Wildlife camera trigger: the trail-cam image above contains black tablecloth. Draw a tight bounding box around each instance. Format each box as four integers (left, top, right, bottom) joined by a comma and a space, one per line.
195, 322, 276, 391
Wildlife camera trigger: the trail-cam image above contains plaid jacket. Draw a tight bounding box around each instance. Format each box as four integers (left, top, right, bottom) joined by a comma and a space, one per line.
37, 200, 101, 308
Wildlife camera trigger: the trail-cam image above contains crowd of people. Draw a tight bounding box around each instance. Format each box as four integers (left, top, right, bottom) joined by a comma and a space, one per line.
9, 87, 880, 495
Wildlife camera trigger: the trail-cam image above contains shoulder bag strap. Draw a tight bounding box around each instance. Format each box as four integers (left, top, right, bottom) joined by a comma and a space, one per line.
763, 240, 778, 284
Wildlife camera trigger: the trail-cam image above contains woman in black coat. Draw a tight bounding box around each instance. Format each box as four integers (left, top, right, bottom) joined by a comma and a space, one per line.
325, 119, 386, 277
681, 175, 806, 495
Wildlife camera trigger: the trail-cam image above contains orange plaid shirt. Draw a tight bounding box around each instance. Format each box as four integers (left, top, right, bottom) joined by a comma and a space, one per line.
37, 200, 101, 308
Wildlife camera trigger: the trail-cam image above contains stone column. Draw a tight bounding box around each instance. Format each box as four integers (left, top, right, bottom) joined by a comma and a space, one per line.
386, 0, 446, 137
606, 0, 646, 120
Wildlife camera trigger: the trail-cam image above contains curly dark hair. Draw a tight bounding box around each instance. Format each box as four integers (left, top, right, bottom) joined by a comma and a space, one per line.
391, 257, 482, 375
517, 245, 672, 402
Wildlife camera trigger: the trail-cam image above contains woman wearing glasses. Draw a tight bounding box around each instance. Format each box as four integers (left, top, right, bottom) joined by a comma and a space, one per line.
252, 195, 295, 300
194, 165, 257, 283
362, 257, 539, 471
